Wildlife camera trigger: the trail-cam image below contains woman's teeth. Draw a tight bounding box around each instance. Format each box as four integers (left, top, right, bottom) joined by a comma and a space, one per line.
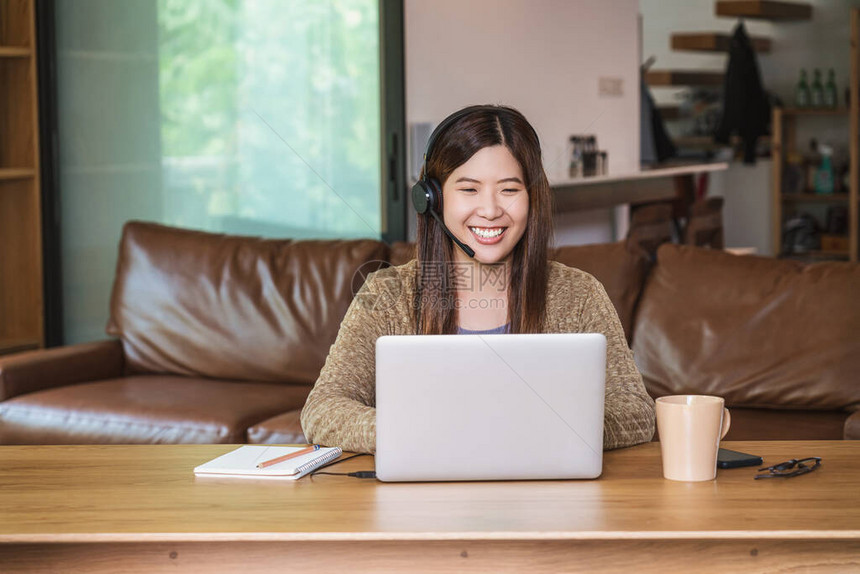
469, 227, 504, 238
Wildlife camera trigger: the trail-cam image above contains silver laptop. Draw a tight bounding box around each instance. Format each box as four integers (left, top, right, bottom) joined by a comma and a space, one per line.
375, 333, 606, 482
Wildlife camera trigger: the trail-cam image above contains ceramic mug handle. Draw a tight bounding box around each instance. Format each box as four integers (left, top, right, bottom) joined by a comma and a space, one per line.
720, 408, 731, 439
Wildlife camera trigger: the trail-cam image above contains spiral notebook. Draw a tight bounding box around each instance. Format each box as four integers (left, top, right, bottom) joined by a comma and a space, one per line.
194, 445, 342, 480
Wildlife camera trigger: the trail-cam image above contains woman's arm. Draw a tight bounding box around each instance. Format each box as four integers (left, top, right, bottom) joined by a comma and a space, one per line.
579, 274, 656, 450
300, 271, 394, 454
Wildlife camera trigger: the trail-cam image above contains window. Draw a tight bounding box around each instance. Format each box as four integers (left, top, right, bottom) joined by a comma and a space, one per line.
51, 0, 402, 343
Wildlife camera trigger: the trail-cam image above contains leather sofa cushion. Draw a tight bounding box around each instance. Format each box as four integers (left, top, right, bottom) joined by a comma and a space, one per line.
247, 409, 307, 444
0, 375, 312, 444
107, 221, 389, 384
550, 241, 651, 342
634, 244, 860, 411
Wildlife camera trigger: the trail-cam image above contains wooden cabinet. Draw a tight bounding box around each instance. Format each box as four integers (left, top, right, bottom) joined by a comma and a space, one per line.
0, 0, 43, 355
771, 10, 860, 263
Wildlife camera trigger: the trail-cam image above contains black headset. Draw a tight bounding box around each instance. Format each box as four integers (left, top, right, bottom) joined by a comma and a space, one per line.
411, 105, 539, 259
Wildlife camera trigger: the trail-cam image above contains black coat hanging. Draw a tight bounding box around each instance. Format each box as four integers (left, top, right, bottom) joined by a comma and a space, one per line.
714, 21, 771, 164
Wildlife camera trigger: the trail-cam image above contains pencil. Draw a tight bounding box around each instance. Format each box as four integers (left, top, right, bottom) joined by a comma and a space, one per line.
256, 445, 320, 469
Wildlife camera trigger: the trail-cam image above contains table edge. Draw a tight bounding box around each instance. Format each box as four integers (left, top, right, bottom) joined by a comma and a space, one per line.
3, 530, 860, 544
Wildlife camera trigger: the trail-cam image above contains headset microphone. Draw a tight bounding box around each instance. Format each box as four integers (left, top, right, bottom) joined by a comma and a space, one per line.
411, 184, 475, 258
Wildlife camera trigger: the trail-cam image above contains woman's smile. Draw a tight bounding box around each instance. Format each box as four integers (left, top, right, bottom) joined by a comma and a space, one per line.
469, 226, 507, 244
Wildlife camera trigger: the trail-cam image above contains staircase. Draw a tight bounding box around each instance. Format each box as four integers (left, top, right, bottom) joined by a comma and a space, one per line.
646, 0, 812, 148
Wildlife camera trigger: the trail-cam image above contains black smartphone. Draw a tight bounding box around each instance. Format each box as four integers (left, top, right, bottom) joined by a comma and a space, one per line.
717, 448, 763, 469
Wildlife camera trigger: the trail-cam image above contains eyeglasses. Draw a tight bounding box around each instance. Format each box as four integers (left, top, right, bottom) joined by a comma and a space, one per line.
754, 457, 822, 479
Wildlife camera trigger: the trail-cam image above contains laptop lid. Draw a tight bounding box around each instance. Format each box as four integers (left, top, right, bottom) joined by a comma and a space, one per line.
375, 333, 606, 482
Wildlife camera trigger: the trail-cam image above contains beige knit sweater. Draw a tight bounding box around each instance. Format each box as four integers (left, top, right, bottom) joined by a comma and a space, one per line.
300, 259, 656, 453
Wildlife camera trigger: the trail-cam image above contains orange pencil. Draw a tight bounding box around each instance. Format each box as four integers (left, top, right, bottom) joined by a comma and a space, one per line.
256, 445, 320, 469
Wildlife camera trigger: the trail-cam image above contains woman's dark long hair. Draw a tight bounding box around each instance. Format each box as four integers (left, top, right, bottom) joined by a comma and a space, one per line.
414, 105, 553, 335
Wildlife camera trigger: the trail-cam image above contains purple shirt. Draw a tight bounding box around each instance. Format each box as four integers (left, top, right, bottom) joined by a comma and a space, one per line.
457, 323, 510, 335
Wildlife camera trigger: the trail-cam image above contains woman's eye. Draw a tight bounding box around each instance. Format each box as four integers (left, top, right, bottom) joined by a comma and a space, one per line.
458, 188, 477, 193
502, 188, 521, 193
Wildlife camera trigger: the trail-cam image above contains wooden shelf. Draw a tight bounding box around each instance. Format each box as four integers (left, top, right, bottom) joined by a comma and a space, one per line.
779, 107, 849, 116
0, 168, 36, 181
716, 1, 812, 21
0, 0, 44, 352
671, 33, 771, 53
676, 138, 733, 153
0, 46, 31, 58
646, 70, 725, 87
772, 9, 859, 263
782, 193, 849, 203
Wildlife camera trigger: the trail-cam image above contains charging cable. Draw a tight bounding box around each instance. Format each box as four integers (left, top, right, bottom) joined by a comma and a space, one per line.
308, 453, 376, 479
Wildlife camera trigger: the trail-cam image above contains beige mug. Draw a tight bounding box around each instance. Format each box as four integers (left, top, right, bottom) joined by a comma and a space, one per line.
656, 395, 731, 482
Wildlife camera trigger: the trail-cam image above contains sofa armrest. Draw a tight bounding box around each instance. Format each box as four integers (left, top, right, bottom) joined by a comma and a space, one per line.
845, 411, 860, 440
0, 339, 124, 401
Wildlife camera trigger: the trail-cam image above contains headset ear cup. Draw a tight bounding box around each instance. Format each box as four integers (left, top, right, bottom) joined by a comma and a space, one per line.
411, 180, 431, 215
425, 178, 442, 213
412, 179, 442, 216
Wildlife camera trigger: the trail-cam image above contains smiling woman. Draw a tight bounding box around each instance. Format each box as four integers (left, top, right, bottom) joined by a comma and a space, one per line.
415, 105, 552, 336
300, 105, 657, 454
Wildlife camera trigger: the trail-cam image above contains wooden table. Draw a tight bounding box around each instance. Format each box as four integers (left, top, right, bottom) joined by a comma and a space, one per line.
1, 441, 858, 573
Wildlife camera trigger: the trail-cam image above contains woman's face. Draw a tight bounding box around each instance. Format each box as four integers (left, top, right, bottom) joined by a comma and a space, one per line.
442, 145, 529, 266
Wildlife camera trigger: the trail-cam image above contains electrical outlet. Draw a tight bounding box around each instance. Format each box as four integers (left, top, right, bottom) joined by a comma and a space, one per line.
598, 77, 624, 97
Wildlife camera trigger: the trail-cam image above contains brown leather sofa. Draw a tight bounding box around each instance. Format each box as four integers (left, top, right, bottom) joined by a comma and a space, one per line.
1, 220, 858, 444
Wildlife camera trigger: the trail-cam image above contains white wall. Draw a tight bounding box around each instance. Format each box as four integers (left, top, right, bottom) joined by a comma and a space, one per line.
641, 0, 860, 254
404, 0, 641, 246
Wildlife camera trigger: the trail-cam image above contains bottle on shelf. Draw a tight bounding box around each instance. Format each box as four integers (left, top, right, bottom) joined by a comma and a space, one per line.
815, 144, 834, 195
824, 69, 838, 109
782, 152, 805, 195
568, 136, 582, 179
568, 134, 606, 178
804, 138, 821, 192
810, 68, 825, 108
795, 69, 810, 108
583, 136, 598, 177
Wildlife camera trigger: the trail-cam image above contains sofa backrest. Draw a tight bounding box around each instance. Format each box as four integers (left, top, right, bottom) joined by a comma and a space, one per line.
389, 241, 416, 267
550, 241, 651, 342
107, 221, 390, 385
633, 244, 860, 411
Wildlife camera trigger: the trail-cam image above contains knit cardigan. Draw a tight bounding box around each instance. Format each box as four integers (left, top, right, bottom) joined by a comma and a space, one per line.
300, 259, 656, 453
